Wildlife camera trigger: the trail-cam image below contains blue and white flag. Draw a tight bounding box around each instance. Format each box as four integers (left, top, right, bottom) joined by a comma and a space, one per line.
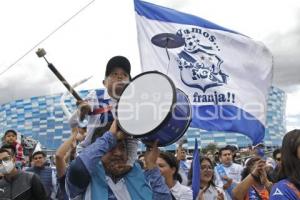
192, 139, 200, 200
134, 0, 273, 144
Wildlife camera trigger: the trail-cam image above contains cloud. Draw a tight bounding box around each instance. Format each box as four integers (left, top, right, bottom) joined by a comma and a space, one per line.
0, 61, 64, 104
265, 11, 300, 92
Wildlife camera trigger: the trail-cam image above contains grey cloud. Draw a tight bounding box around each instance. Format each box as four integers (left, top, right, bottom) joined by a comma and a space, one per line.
0, 62, 64, 104
264, 12, 300, 92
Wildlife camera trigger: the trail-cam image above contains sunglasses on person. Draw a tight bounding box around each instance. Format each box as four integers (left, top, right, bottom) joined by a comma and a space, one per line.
0, 156, 11, 164
276, 157, 281, 161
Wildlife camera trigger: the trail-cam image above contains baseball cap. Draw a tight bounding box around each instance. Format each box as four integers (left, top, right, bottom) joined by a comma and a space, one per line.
105, 56, 131, 78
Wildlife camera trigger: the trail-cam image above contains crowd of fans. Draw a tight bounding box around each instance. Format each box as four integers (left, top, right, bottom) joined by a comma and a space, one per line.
0, 56, 299, 200
1, 127, 300, 200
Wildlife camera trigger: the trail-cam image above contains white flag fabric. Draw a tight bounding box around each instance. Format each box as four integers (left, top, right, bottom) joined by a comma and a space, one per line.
134, 0, 273, 144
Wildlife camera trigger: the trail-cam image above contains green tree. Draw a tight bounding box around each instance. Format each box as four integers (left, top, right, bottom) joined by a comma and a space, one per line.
202, 143, 218, 154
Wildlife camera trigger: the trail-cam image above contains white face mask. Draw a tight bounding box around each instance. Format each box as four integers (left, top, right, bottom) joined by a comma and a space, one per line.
0, 160, 15, 174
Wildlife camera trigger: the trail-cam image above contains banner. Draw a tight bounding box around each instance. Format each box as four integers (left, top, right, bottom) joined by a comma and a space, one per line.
134, 0, 273, 144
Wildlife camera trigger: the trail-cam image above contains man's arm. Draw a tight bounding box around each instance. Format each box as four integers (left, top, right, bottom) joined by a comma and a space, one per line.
66, 131, 117, 198
78, 131, 117, 174
144, 168, 172, 200
143, 141, 172, 200
55, 128, 77, 178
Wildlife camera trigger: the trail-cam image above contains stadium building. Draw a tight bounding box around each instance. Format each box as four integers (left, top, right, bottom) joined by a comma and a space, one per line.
0, 86, 286, 151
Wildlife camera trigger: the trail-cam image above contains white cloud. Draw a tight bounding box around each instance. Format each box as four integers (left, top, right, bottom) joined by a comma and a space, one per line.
286, 89, 300, 116
0, 0, 299, 131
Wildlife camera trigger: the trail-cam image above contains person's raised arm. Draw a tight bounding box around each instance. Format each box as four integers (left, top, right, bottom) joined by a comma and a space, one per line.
144, 141, 172, 200
55, 127, 78, 178
66, 120, 122, 198
232, 160, 265, 200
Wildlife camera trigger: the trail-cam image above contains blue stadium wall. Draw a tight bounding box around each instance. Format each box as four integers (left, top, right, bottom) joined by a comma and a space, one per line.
0, 86, 286, 151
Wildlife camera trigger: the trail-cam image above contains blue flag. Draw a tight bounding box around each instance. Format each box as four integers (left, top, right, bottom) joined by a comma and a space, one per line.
192, 139, 200, 200
134, 0, 273, 145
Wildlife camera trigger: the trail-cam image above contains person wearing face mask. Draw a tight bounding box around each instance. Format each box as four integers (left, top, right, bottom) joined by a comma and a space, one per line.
2, 129, 24, 169
0, 147, 47, 200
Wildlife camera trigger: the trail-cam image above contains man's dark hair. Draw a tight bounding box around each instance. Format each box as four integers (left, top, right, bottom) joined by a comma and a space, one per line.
138, 154, 144, 159
219, 146, 232, 156
225, 145, 238, 152
32, 151, 46, 159
1, 144, 16, 156
176, 146, 187, 153
273, 148, 281, 160
4, 129, 17, 137
0, 148, 13, 156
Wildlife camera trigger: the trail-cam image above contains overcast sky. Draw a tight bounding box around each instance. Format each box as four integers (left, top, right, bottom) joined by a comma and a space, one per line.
0, 0, 299, 131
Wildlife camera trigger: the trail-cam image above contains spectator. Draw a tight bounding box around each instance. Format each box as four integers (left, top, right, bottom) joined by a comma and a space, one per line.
197, 157, 226, 200
268, 148, 281, 182
0, 147, 47, 200
215, 146, 244, 200
205, 151, 216, 166
214, 151, 220, 165
265, 156, 277, 183
270, 129, 300, 199
3, 129, 24, 169
69, 55, 132, 147
176, 146, 190, 186
26, 151, 57, 200
272, 148, 281, 168
226, 145, 239, 164
68, 55, 138, 168
54, 127, 83, 200
232, 157, 272, 200
157, 151, 193, 199
138, 154, 146, 169
66, 120, 172, 199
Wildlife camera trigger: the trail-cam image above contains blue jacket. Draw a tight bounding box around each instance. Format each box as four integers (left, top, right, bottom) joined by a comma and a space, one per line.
66, 131, 172, 200
26, 166, 55, 200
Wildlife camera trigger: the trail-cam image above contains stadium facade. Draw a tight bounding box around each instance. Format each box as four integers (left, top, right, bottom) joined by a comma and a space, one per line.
0, 86, 286, 151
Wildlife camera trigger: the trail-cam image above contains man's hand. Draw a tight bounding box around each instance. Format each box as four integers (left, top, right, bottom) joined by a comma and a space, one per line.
222, 176, 233, 190
109, 120, 126, 140
144, 140, 159, 170
76, 100, 91, 121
